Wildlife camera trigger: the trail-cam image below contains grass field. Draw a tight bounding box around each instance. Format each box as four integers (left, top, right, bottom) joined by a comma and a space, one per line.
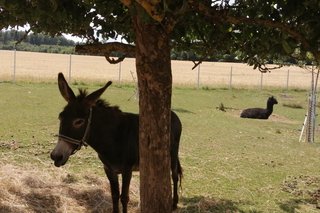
0, 50, 314, 89
0, 81, 319, 212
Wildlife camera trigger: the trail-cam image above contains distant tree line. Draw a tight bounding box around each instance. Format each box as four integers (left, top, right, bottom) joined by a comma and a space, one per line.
0, 30, 76, 46
0, 30, 76, 54
0, 30, 241, 62
0, 30, 304, 65
170, 50, 241, 63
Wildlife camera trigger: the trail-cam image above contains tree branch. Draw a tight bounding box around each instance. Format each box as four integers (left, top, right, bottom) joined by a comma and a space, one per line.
15, 29, 31, 45
75, 42, 136, 64
162, 0, 189, 33
105, 55, 126, 64
258, 64, 283, 73
190, 1, 307, 46
119, 0, 133, 7
188, 0, 320, 62
226, 17, 311, 51
136, 0, 164, 22
192, 60, 202, 70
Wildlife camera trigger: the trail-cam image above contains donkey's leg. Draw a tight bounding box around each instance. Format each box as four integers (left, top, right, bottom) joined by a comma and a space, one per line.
171, 159, 179, 210
171, 125, 182, 210
104, 166, 120, 213
120, 169, 133, 213
171, 140, 181, 210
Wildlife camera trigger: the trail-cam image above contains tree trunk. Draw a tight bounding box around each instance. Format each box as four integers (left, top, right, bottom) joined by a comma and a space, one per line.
133, 12, 173, 213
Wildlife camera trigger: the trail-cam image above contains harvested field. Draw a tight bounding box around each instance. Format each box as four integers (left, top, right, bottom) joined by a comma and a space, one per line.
0, 50, 313, 88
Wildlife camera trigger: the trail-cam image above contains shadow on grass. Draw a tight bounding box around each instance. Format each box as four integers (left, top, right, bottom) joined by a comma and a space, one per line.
278, 199, 303, 213
173, 108, 194, 114
25, 192, 62, 213
178, 196, 262, 213
278, 198, 319, 213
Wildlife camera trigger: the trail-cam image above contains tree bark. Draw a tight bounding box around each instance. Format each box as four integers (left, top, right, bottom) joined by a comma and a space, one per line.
133, 11, 173, 213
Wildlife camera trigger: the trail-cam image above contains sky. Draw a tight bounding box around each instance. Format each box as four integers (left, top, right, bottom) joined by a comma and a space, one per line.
62, 33, 85, 43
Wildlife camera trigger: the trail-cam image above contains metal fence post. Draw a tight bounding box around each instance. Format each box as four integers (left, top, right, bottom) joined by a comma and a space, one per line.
118, 62, 122, 84
13, 48, 16, 83
229, 66, 233, 89
286, 69, 290, 90
197, 64, 201, 89
260, 72, 263, 90
68, 54, 72, 82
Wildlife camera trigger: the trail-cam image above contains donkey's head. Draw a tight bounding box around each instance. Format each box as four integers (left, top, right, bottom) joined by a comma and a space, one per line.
50, 73, 112, 167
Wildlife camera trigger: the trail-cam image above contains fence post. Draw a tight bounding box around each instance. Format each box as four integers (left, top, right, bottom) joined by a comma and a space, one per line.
286, 69, 290, 90
229, 66, 233, 89
118, 62, 122, 84
260, 72, 263, 90
68, 54, 72, 82
13, 48, 16, 83
197, 64, 201, 89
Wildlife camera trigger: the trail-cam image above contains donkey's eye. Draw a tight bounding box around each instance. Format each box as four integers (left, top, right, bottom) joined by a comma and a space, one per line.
73, 119, 85, 128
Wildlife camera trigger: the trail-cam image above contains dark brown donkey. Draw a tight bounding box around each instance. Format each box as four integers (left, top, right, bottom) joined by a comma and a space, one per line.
50, 73, 183, 213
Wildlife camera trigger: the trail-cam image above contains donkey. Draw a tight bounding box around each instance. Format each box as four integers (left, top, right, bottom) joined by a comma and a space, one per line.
50, 73, 182, 213
240, 96, 278, 119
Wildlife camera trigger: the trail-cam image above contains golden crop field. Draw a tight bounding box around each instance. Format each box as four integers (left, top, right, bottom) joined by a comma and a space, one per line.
0, 50, 313, 88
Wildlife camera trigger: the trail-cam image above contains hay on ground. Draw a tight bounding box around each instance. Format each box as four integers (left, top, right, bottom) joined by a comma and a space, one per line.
0, 164, 140, 213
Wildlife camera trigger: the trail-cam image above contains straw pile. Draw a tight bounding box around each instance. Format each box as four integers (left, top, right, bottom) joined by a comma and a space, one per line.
0, 164, 140, 213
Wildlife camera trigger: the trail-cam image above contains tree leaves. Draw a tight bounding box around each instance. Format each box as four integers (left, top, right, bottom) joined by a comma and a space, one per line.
0, 0, 319, 66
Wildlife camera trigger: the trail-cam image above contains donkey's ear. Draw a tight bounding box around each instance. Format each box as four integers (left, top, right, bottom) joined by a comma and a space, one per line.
85, 81, 112, 107
58, 73, 76, 102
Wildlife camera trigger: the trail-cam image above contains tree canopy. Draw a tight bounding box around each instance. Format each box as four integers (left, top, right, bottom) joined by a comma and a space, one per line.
1, 1, 320, 213
1, 1, 319, 69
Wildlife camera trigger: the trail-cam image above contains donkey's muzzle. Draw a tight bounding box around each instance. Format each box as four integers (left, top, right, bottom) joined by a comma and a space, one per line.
50, 151, 68, 167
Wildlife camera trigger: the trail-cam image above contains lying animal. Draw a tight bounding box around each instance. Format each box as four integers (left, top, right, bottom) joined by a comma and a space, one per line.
240, 96, 278, 119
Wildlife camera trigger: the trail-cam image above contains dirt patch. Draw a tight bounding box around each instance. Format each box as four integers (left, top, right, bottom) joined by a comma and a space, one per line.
0, 140, 20, 150
0, 164, 140, 213
282, 175, 320, 207
269, 114, 299, 124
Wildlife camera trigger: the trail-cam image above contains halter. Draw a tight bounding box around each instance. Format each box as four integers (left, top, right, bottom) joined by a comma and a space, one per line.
55, 108, 92, 154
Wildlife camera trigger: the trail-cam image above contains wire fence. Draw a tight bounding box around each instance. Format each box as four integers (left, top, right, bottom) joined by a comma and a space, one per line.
0, 50, 314, 89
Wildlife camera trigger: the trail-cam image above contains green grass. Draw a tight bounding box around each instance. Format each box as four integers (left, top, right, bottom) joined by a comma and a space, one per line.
0, 81, 319, 212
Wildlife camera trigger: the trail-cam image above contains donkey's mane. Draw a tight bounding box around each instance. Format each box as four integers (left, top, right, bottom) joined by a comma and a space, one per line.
77, 88, 119, 110
77, 89, 88, 101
